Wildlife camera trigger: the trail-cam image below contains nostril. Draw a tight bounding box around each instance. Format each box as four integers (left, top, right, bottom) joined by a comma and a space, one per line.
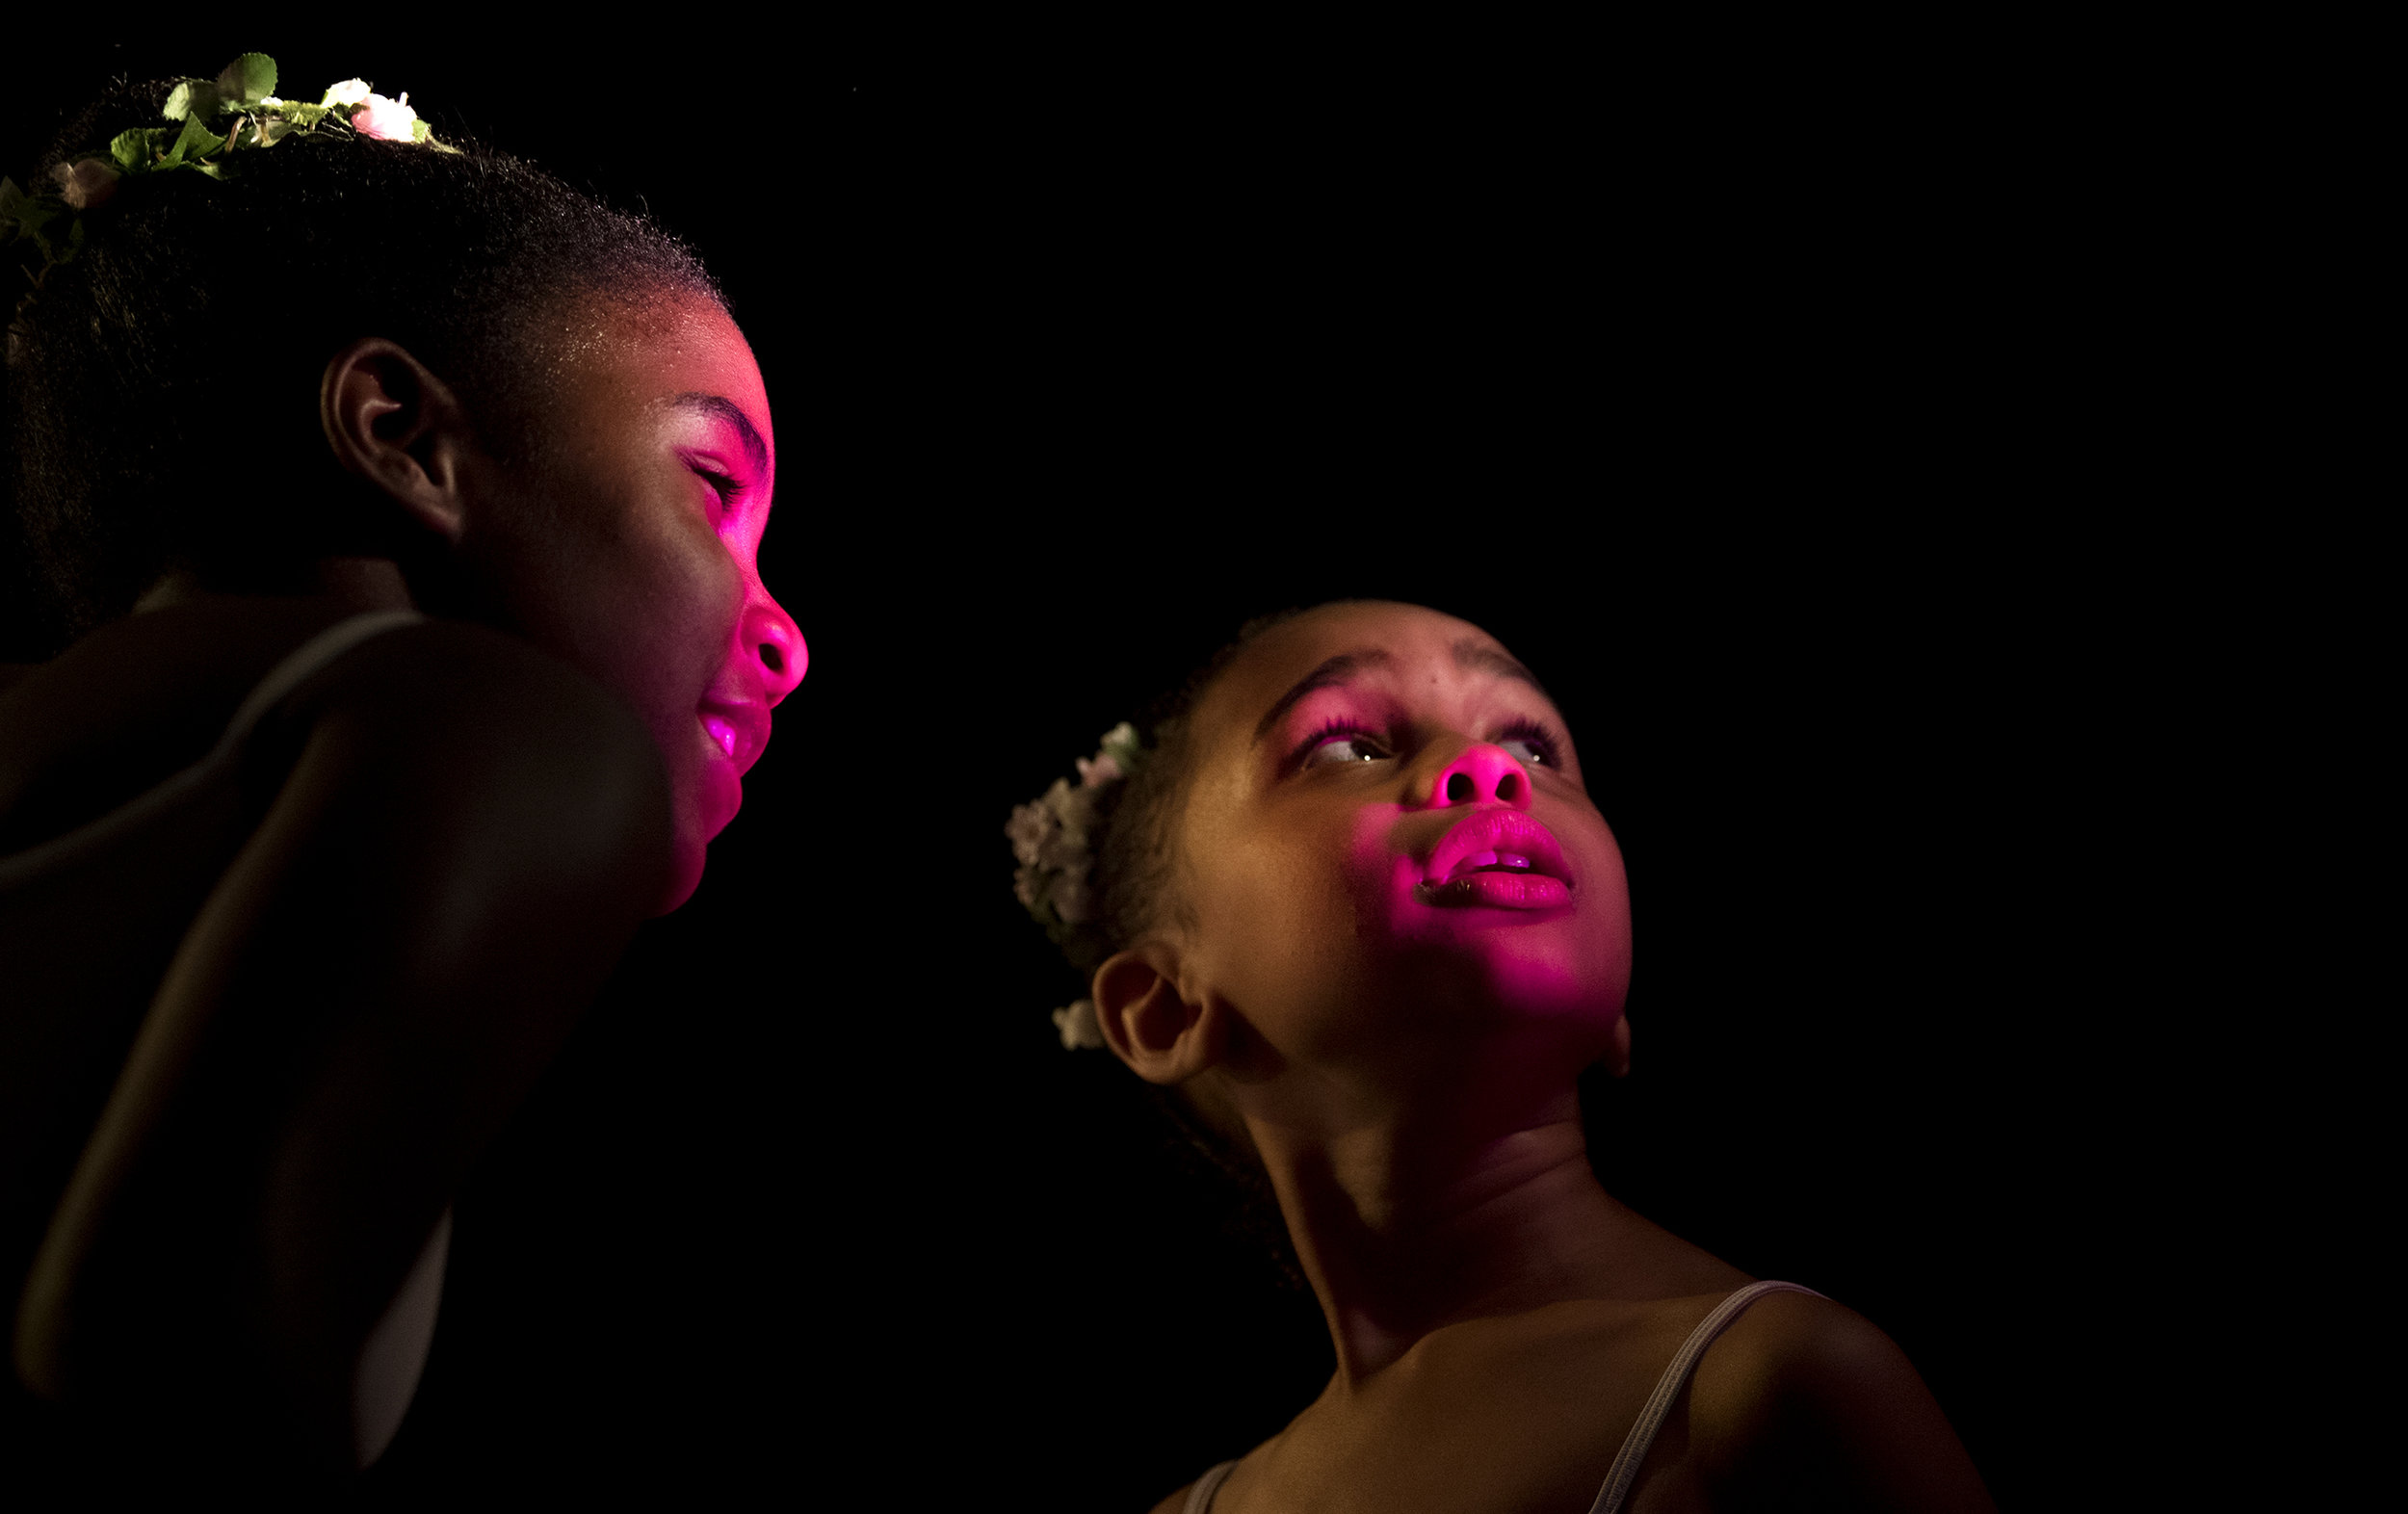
1446, 771, 1475, 802
759, 642, 784, 675
1498, 770, 1523, 803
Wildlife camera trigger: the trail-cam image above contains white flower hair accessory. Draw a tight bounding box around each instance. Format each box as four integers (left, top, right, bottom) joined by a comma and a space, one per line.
1008, 721, 1143, 1050
2, 54, 455, 319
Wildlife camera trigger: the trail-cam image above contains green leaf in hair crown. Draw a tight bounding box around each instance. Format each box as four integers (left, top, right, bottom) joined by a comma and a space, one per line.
2, 55, 456, 309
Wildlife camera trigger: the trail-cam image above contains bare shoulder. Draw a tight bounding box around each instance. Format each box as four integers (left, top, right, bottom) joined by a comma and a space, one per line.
267, 618, 671, 913
1, 600, 656, 855
1673, 1292, 1997, 1514
289, 616, 651, 758
1210, 1299, 1722, 1514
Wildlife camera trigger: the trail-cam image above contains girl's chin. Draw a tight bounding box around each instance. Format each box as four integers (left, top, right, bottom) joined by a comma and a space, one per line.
656, 842, 707, 915
656, 769, 742, 913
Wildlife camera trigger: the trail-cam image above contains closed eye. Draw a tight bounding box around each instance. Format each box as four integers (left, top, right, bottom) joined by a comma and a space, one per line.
692, 466, 743, 514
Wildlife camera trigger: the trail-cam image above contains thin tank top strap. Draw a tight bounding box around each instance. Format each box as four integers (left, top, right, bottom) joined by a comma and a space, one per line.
0, 609, 423, 887
219, 609, 426, 750
1185, 1458, 1241, 1514
1588, 1280, 1825, 1514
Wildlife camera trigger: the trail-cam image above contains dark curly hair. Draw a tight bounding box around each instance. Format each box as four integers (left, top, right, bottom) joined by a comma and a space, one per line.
1044, 608, 1315, 1290
3, 77, 720, 655
1073, 608, 1306, 977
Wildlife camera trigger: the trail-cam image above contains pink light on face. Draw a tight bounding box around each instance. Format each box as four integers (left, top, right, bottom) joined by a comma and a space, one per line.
1407, 743, 1573, 912
1419, 809, 1575, 911
701, 714, 739, 758
1350, 740, 1606, 1025
1182, 603, 1634, 1076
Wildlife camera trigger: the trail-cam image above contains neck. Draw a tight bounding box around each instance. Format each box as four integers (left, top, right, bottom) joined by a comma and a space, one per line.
1241, 1072, 1648, 1385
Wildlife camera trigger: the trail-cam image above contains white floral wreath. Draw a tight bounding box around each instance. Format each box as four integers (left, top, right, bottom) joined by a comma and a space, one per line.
1006, 721, 1142, 1050
3, 54, 451, 318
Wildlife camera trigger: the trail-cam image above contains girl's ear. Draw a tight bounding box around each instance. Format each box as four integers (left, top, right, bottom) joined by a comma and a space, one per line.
320, 338, 478, 542
1092, 943, 1223, 1085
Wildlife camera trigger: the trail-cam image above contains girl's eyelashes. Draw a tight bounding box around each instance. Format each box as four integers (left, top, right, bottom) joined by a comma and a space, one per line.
1296, 720, 1395, 770
691, 465, 743, 514
1293, 716, 1570, 773
1496, 717, 1566, 770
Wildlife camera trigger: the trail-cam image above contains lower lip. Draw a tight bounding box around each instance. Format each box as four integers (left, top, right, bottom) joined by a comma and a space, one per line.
1420, 872, 1572, 910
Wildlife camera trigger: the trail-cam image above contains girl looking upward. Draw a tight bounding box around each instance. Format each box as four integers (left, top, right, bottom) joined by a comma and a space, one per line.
1009, 601, 1991, 1513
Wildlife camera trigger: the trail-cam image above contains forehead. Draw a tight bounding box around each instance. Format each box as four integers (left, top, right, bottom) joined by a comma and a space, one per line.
539, 290, 772, 458
1196, 602, 1529, 744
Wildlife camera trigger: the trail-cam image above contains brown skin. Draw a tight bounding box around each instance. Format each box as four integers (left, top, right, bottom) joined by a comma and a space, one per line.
3, 291, 798, 1475
1097, 604, 1993, 1514
320, 292, 802, 910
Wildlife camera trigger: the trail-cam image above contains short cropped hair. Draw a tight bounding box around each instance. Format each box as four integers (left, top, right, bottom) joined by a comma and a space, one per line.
4, 78, 719, 653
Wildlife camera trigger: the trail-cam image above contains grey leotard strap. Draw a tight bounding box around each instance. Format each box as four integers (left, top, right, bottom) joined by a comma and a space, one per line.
1185, 1458, 1241, 1514
0, 610, 422, 887
1589, 1280, 1825, 1514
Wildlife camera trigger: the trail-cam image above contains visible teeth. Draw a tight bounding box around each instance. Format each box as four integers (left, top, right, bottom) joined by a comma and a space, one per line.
1452, 848, 1537, 878
702, 716, 737, 756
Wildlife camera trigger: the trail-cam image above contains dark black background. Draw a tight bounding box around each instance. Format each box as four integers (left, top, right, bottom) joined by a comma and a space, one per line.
6, 24, 2304, 1511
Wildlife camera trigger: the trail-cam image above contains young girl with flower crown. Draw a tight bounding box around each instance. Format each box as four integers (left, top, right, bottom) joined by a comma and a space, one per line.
1008, 601, 1992, 1513
0, 57, 802, 1484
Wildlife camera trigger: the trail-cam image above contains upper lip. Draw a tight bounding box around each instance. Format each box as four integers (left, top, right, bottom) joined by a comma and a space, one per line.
698, 696, 771, 775
1423, 808, 1574, 889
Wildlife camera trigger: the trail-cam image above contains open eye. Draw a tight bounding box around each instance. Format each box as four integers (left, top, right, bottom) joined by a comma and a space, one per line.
1495, 719, 1561, 769
1301, 726, 1394, 768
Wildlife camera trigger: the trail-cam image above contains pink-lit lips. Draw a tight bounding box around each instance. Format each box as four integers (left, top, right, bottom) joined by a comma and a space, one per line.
1419, 809, 1574, 910
697, 699, 769, 774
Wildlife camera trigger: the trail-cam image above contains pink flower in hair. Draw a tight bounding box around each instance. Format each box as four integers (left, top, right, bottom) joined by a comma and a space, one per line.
351, 92, 420, 143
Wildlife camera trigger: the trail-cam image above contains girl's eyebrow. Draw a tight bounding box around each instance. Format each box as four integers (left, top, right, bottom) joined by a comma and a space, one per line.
1251, 641, 1553, 747
1452, 640, 1552, 703
669, 392, 769, 473
1253, 650, 1394, 745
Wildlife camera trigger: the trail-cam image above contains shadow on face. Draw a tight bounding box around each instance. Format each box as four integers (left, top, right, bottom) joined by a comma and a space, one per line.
450, 291, 806, 911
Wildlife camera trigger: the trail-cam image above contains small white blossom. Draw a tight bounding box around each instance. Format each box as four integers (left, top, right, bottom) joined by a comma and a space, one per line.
1033, 830, 1086, 878
1005, 802, 1052, 868
1052, 1000, 1106, 1050
1008, 723, 1150, 1047
322, 79, 373, 108
1051, 872, 1094, 926
351, 92, 420, 143
1097, 721, 1140, 764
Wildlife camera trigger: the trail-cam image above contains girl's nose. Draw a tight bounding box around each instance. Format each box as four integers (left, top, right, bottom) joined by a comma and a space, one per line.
1423, 742, 1532, 810
744, 595, 807, 706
